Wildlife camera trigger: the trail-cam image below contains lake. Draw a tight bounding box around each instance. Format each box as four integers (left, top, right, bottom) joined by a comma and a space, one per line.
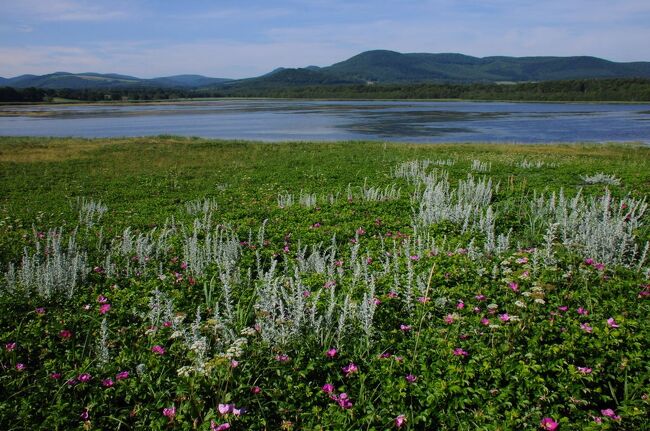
1, 99, 650, 143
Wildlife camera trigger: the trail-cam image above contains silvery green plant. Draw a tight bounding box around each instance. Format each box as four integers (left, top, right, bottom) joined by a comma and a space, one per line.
185, 197, 219, 216
76, 197, 107, 228
277, 193, 294, 208
581, 172, 621, 186
96, 317, 110, 366
182, 224, 241, 278
528, 188, 648, 267
471, 159, 491, 173
3, 227, 89, 299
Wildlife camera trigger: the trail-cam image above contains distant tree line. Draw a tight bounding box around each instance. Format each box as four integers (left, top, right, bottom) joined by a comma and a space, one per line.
2, 78, 650, 103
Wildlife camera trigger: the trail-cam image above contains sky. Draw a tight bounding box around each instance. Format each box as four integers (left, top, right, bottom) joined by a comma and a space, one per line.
1, 0, 650, 79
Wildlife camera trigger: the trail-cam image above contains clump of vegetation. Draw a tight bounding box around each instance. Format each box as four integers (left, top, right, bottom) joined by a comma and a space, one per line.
1, 137, 649, 430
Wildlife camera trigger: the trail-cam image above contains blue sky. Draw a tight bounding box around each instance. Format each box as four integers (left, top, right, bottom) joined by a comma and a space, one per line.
1, 0, 650, 78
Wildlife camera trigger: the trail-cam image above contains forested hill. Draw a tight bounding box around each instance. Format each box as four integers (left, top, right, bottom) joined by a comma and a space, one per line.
3, 78, 650, 103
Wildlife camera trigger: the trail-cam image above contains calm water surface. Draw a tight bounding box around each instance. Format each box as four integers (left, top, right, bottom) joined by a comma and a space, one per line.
1, 99, 649, 143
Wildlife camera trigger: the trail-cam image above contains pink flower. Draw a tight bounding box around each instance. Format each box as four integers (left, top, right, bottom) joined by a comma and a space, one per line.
5, 342, 16, 351
16, 363, 26, 371
388, 291, 398, 298
475, 294, 486, 301
405, 374, 417, 383
275, 354, 290, 362
577, 367, 592, 374
151, 345, 166, 355
335, 392, 353, 409
97, 294, 108, 303
540, 417, 558, 430
577, 307, 588, 315
558, 306, 568, 312
452, 348, 468, 357
163, 320, 173, 328
580, 323, 593, 333
601, 409, 621, 420
418, 296, 430, 303
59, 329, 72, 339
508, 282, 519, 292
457, 300, 465, 309
322, 383, 335, 394
444, 314, 455, 325
99, 303, 111, 314
480, 317, 490, 326
606, 318, 619, 328
379, 352, 392, 359
251, 386, 261, 394
395, 414, 407, 428
595, 263, 605, 271
102, 378, 114, 387
211, 421, 231, 431
592, 416, 602, 424
499, 313, 511, 322
162, 406, 176, 419
116, 371, 129, 380
516, 257, 529, 264
373, 297, 381, 305
230, 360, 239, 368
50, 372, 61, 379
78, 373, 92, 383
584, 258, 594, 266
35, 307, 45, 315
323, 280, 336, 289
326, 348, 337, 358
218, 404, 232, 415
342, 363, 358, 376
80, 409, 89, 421
400, 324, 411, 331
409, 255, 420, 261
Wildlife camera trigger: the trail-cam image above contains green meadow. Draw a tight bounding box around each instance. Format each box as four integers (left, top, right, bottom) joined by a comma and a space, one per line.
1, 137, 649, 430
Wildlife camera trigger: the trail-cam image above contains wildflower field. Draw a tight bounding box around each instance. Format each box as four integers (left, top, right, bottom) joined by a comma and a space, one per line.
1, 136, 649, 430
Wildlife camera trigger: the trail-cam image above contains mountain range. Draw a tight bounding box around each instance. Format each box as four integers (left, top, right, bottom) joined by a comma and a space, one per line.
3, 50, 650, 90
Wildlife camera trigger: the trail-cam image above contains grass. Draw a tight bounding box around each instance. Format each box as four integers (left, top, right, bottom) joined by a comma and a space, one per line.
0, 136, 649, 430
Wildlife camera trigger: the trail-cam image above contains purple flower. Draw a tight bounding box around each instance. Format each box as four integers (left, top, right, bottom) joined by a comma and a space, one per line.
5, 342, 16, 351
606, 318, 619, 328
80, 410, 89, 421
151, 345, 166, 355
395, 414, 407, 428
405, 374, 417, 383
326, 348, 337, 358
540, 417, 558, 430
97, 294, 108, 303
116, 371, 129, 380
102, 378, 114, 387
342, 363, 358, 376
499, 313, 511, 322
15, 363, 26, 371
322, 383, 334, 394
78, 373, 92, 383
35, 307, 45, 315
162, 406, 176, 419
